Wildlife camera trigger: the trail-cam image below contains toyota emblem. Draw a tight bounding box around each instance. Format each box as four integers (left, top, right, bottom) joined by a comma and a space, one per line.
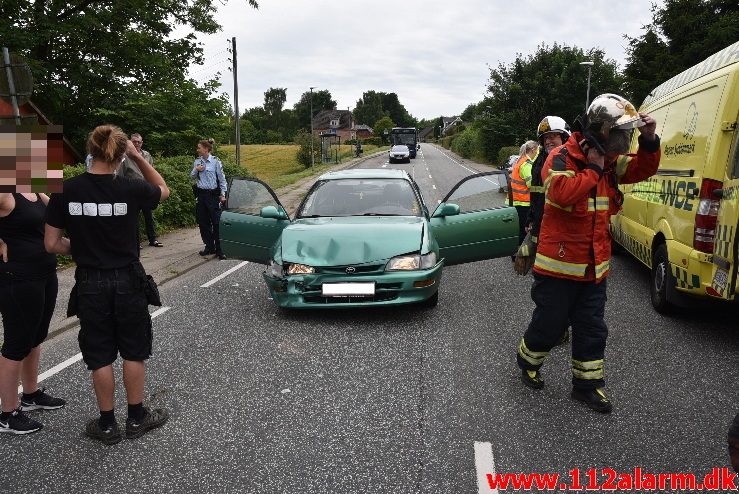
345, 266, 356, 274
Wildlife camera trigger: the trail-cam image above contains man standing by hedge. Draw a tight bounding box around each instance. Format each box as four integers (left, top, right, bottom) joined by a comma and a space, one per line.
120, 133, 162, 248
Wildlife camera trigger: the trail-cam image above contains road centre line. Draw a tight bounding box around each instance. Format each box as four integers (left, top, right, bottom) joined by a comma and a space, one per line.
474, 441, 498, 494
200, 261, 249, 288
18, 307, 172, 393
436, 147, 503, 188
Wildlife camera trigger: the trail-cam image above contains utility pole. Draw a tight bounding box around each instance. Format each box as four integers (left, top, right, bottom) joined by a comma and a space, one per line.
2, 48, 21, 125
580, 61, 594, 113
309, 87, 315, 169
232, 37, 240, 166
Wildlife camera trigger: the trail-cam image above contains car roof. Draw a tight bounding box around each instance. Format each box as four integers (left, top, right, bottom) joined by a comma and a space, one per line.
317, 168, 410, 181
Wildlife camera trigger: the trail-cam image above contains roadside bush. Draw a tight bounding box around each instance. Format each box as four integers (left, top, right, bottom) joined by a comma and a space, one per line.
497, 146, 520, 166
362, 137, 382, 146
440, 136, 454, 149
451, 127, 480, 159
294, 130, 321, 168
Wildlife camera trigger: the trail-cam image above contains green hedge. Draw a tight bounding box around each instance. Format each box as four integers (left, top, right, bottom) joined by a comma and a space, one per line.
63, 155, 249, 232
497, 146, 520, 166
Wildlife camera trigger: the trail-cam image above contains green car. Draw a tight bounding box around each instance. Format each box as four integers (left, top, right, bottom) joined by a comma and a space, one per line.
220, 168, 517, 308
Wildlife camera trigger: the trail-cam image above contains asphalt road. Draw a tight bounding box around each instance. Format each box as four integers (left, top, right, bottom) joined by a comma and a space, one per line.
4, 144, 738, 493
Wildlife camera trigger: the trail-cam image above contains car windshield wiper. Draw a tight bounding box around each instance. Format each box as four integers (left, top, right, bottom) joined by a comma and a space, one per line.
298, 214, 324, 218
359, 213, 401, 216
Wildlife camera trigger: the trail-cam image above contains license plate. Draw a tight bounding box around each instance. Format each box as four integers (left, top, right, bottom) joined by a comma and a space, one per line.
322, 283, 375, 296
711, 267, 728, 295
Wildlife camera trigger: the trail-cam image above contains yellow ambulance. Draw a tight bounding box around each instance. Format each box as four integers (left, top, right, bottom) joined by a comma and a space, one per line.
611, 40, 739, 313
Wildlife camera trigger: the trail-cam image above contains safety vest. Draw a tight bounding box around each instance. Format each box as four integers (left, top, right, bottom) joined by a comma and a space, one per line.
511, 153, 534, 206
533, 132, 661, 282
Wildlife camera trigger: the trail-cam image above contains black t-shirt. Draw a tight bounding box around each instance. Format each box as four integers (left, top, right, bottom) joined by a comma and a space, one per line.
0, 194, 57, 280
46, 173, 161, 269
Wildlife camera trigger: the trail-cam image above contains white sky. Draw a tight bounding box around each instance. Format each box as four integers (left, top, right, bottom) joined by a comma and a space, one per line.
186, 0, 662, 120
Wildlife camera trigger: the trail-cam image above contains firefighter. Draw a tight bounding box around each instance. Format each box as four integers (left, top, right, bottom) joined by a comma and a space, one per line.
511, 140, 538, 249
514, 117, 572, 346
516, 94, 661, 413
514, 116, 571, 275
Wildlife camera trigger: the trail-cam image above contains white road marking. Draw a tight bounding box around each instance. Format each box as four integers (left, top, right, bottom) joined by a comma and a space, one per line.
432, 184, 437, 190
474, 441, 498, 493
17, 307, 172, 393
200, 261, 249, 288
428, 174, 432, 179
382, 164, 388, 168
435, 147, 503, 187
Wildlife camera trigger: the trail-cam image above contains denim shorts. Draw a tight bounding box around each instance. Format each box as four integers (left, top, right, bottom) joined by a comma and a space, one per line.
74, 266, 152, 370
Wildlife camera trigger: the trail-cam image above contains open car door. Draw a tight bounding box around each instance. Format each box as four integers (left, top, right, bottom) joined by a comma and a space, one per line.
220, 177, 290, 264
430, 171, 518, 266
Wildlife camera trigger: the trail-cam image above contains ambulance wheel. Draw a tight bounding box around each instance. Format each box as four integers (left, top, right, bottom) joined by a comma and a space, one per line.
650, 243, 673, 314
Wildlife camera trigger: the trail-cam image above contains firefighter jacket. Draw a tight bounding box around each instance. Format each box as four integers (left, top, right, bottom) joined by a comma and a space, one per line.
511, 152, 536, 206
533, 132, 661, 282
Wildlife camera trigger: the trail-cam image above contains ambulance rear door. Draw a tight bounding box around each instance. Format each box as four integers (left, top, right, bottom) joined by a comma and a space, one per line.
710, 109, 739, 301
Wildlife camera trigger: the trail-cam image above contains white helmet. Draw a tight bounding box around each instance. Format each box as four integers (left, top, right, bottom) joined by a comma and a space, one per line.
585, 93, 643, 141
536, 116, 570, 142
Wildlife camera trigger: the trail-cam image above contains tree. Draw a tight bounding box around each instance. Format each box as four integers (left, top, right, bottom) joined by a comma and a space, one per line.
623, 0, 739, 104
381, 93, 415, 127
373, 116, 396, 144
0, 0, 259, 152
481, 43, 623, 161
353, 91, 386, 127
263, 87, 287, 117
293, 89, 336, 130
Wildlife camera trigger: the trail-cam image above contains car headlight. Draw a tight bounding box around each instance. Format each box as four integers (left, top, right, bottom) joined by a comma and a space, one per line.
386, 252, 437, 271
287, 263, 315, 275
268, 259, 284, 278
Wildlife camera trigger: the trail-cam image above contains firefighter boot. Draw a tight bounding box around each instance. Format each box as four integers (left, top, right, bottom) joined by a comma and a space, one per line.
571, 387, 613, 414
521, 369, 544, 389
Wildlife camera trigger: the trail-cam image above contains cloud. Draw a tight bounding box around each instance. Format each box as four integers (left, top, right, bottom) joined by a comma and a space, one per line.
186, 0, 661, 119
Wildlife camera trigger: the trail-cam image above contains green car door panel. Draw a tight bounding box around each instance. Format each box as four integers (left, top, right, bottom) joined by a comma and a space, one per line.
430, 172, 518, 266
220, 177, 289, 264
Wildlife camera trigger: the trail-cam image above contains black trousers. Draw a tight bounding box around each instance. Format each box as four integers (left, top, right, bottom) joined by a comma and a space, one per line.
514, 205, 530, 246
142, 208, 157, 242
517, 274, 608, 390
195, 189, 223, 254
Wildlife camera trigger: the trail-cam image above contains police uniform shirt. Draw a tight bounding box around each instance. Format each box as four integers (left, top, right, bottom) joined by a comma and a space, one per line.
46, 173, 161, 269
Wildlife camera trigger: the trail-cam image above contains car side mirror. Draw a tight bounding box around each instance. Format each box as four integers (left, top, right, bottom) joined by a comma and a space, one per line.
432, 203, 460, 218
260, 206, 288, 220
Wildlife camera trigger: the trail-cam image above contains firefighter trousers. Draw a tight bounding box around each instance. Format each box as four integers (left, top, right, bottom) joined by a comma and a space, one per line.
517, 273, 608, 390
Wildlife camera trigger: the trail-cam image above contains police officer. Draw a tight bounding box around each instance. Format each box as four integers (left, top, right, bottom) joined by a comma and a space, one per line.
191, 139, 227, 260
516, 94, 661, 413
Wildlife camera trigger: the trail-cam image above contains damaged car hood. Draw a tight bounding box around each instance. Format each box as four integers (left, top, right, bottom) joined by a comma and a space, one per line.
280, 216, 425, 266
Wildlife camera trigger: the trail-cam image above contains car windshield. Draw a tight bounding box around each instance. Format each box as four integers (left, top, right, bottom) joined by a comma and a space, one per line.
391, 145, 408, 152
392, 134, 416, 146
298, 178, 422, 217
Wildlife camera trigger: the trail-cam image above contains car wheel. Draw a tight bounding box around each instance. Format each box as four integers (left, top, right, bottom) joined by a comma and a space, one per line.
389, 157, 394, 164
650, 243, 674, 314
418, 290, 439, 309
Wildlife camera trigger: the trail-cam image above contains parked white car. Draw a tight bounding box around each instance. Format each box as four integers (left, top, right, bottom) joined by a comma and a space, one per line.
388, 145, 411, 164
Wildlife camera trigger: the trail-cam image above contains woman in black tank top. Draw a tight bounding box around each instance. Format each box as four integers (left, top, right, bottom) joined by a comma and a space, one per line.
0, 193, 67, 435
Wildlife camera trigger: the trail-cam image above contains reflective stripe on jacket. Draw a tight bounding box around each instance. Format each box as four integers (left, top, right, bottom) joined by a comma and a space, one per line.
511, 154, 534, 206
533, 132, 661, 282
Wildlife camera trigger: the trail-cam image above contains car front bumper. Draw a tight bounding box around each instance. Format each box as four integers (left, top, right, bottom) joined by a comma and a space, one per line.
262, 262, 443, 308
